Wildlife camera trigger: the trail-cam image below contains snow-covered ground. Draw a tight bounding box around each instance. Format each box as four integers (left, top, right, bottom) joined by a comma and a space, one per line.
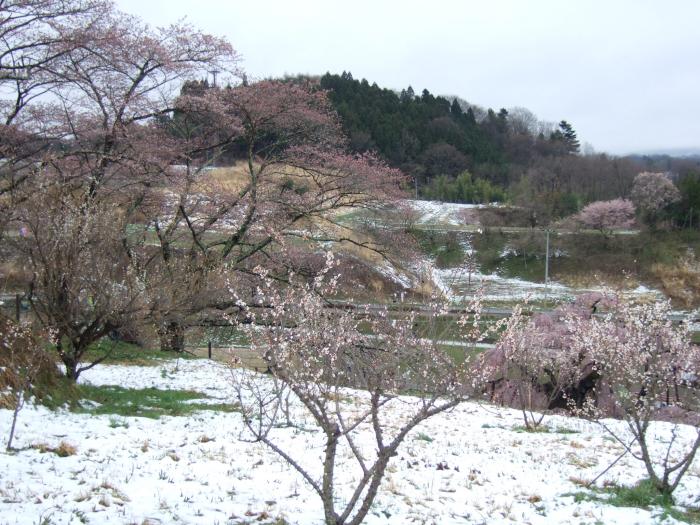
433, 267, 665, 305
408, 200, 491, 226
2, 359, 700, 524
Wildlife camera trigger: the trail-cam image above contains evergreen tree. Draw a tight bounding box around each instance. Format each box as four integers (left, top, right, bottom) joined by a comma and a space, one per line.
558, 120, 580, 154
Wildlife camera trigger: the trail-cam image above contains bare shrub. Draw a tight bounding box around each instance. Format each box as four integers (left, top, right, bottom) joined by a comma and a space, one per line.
0, 315, 58, 450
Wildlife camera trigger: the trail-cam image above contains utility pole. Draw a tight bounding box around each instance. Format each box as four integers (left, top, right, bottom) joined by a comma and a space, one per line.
208, 69, 220, 87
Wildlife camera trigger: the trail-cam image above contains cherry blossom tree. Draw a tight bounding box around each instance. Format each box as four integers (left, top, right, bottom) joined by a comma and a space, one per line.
0, 0, 108, 231
3, 2, 239, 377
576, 198, 635, 236
630, 172, 681, 228
1, 0, 237, 205
492, 292, 700, 494
0, 0, 109, 131
491, 293, 616, 429
138, 80, 405, 351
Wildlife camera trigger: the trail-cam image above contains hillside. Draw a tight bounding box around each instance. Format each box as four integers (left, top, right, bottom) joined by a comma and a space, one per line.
316, 73, 700, 232
343, 200, 700, 309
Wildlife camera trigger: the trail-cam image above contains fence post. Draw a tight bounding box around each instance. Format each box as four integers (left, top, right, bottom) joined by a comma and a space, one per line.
208, 340, 212, 359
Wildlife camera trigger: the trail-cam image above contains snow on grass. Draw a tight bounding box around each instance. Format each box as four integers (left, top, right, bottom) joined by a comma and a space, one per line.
433, 266, 667, 305
374, 261, 414, 289
1, 358, 699, 524
433, 267, 574, 303
408, 199, 494, 226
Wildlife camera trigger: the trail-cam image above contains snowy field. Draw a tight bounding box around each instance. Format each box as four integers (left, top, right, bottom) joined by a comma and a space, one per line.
432, 267, 665, 305
2, 359, 700, 525
408, 200, 490, 226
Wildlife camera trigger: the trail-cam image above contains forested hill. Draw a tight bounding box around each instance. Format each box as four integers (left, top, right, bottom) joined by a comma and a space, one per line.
316, 72, 700, 226
319, 71, 579, 187
171, 73, 700, 227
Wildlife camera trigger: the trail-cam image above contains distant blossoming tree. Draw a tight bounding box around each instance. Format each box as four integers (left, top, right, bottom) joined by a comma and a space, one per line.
577, 198, 635, 236
630, 172, 681, 228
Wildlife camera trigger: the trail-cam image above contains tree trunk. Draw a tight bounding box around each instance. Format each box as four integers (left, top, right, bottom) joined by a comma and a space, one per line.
63, 357, 80, 381
322, 430, 340, 525
6, 389, 23, 451
59, 339, 81, 381
347, 455, 392, 525
158, 320, 185, 353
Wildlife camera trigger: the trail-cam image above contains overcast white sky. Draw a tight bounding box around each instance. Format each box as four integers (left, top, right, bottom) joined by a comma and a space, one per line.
115, 0, 700, 156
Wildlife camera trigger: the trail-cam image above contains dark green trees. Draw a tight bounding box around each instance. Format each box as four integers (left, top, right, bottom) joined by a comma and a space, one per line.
555, 120, 580, 154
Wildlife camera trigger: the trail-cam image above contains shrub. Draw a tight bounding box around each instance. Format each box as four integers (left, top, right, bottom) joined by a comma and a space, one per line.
0, 315, 59, 450
567, 298, 700, 497
231, 253, 498, 525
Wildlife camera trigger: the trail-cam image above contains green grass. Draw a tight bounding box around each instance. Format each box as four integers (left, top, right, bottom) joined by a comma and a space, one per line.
82, 339, 193, 366
512, 425, 551, 433
333, 209, 371, 225
40, 379, 237, 418
473, 229, 700, 290
73, 384, 238, 418
411, 227, 700, 299
412, 230, 466, 268
440, 344, 486, 365
551, 427, 579, 434
414, 432, 434, 443
186, 326, 250, 348
570, 479, 700, 524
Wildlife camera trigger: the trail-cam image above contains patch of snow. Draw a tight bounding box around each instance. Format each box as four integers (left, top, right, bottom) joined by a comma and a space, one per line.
1, 359, 698, 524
375, 262, 413, 289
406, 199, 496, 226
432, 267, 665, 304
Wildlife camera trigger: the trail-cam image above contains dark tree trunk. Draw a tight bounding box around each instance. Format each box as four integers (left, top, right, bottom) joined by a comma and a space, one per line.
63, 356, 80, 381
158, 320, 186, 352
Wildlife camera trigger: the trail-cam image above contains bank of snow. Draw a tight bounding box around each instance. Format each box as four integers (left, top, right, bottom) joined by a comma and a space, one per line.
1, 359, 699, 525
